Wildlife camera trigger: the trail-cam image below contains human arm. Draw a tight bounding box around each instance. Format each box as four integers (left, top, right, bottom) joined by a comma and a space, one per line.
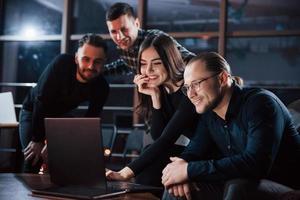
133, 74, 161, 109
172, 93, 287, 184
105, 167, 134, 181
25, 55, 70, 162
31, 55, 68, 142
103, 59, 134, 75
127, 96, 199, 175
85, 76, 110, 117
24, 141, 45, 164
166, 182, 192, 200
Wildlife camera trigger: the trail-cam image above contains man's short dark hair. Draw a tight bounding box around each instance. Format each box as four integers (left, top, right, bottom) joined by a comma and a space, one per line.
106, 2, 136, 21
78, 34, 108, 54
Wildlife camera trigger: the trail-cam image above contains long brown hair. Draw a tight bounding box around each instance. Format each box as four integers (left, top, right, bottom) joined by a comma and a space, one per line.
136, 34, 185, 119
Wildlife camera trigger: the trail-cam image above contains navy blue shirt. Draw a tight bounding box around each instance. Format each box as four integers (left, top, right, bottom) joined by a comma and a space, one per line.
181, 83, 300, 188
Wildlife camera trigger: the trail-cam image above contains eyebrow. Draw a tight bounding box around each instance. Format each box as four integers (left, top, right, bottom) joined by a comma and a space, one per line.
141, 57, 161, 61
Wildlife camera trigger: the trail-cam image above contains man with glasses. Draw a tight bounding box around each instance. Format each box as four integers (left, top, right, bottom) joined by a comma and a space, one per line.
161, 52, 300, 200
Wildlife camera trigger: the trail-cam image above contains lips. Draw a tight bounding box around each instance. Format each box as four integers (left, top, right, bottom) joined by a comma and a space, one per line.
119, 39, 129, 46
147, 75, 158, 80
192, 98, 203, 106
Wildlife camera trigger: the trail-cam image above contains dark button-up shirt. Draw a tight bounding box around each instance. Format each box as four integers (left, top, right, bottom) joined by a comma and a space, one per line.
181, 83, 300, 187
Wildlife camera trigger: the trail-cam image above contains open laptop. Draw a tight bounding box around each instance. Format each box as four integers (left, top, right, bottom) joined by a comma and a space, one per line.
31, 118, 161, 199
0, 92, 18, 127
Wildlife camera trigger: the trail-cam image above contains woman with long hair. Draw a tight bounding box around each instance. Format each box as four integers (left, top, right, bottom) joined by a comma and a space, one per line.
106, 34, 198, 188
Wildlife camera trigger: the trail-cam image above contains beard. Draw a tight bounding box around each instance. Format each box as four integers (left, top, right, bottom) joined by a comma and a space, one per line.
195, 90, 223, 114
77, 66, 99, 82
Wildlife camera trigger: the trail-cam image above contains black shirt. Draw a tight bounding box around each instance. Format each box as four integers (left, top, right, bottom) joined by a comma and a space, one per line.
128, 87, 198, 175
181, 83, 300, 188
22, 54, 109, 142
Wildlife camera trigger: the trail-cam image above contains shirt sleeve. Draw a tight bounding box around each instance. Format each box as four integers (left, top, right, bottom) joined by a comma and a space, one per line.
104, 59, 133, 75
149, 107, 168, 140
85, 77, 110, 117
186, 93, 287, 182
128, 96, 198, 175
31, 55, 63, 142
180, 120, 215, 162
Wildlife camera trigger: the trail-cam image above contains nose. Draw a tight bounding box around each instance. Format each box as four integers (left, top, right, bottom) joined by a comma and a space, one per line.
145, 63, 153, 74
87, 61, 95, 69
116, 31, 125, 40
187, 86, 196, 99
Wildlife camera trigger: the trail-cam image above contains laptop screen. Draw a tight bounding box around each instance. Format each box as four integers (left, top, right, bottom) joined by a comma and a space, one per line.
45, 118, 106, 188
0, 92, 18, 126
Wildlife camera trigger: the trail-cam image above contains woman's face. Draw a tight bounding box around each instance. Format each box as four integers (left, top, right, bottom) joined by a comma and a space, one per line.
140, 46, 168, 87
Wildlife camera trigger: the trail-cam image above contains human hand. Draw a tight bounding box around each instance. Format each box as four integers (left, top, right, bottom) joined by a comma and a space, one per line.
162, 157, 188, 187
167, 182, 191, 200
134, 74, 161, 108
24, 141, 44, 165
134, 74, 160, 97
106, 167, 134, 181
41, 144, 48, 164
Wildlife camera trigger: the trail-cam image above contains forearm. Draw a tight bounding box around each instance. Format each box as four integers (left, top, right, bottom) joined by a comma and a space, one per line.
150, 108, 167, 140
31, 99, 46, 142
151, 92, 161, 109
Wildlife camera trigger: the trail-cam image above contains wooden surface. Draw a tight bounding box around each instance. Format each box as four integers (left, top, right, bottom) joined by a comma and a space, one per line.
0, 173, 159, 200
0, 122, 19, 128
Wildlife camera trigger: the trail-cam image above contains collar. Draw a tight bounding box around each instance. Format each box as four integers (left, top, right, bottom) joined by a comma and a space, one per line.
224, 81, 244, 121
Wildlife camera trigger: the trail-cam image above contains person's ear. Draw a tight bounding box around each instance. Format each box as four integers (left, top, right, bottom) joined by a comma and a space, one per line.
135, 18, 140, 28
75, 53, 79, 64
219, 71, 229, 86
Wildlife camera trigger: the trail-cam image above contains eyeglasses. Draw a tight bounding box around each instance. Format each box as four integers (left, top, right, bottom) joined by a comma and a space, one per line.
181, 72, 220, 96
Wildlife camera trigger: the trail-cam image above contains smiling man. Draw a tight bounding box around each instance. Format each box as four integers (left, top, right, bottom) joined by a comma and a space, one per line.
19, 34, 109, 173
104, 2, 195, 75
161, 52, 300, 200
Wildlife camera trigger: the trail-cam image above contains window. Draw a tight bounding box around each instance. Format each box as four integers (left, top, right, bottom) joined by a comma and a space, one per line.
227, 37, 300, 85
148, 0, 219, 32
227, 0, 300, 31
2, 0, 63, 35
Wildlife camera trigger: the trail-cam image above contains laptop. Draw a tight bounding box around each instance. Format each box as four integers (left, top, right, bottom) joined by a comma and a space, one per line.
31, 118, 161, 199
0, 92, 18, 127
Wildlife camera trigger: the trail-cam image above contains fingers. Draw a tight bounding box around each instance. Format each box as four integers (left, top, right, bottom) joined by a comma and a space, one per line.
41, 145, 48, 163
105, 170, 114, 180
177, 184, 184, 197
183, 183, 192, 200
105, 170, 123, 181
167, 184, 191, 200
168, 187, 174, 196
24, 141, 32, 152
173, 185, 179, 197
25, 152, 34, 161
24, 141, 33, 157
134, 74, 149, 85
32, 154, 41, 166
162, 172, 173, 187
169, 157, 181, 162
